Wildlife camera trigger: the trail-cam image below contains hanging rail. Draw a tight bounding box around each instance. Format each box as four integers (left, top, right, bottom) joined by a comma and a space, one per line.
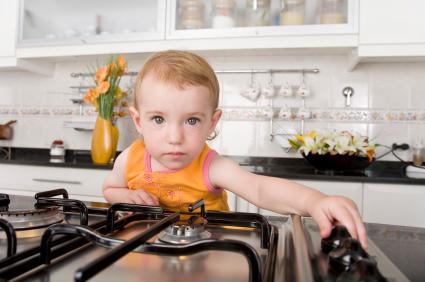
70, 68, 319, 78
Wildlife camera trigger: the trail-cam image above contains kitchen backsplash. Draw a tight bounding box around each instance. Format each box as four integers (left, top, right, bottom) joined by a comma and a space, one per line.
1, 52, 424, 161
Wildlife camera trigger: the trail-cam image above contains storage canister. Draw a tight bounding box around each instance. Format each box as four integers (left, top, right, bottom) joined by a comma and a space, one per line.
246, 0, 271, 27
178, 0, 205, 29
212, 0, 236, 28
280, 0, 305, 25
320, 0, 346, 24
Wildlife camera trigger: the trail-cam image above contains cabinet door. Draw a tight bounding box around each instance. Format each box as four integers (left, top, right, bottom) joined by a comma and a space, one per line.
18, 0, 166, 47
0, 0, 18, 57
359, 0, 425, 45
167, 0, 358, 47
364, 183, 425, 228
0, 164, 110, 202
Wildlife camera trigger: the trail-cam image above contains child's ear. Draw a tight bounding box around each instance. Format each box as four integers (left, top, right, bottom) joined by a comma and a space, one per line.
209, 109, 222, 133
129, 106, 143, 135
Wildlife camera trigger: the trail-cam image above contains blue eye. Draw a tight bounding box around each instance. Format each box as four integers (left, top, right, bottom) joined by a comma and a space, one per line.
152, 116, 164, 124
187, 117, 200, 125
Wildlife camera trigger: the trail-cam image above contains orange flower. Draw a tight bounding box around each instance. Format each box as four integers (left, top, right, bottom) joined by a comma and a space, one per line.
117, 56, 127, 75
96, 81, 110, 94
84, 88, 98, 104
95, 66, 109, 83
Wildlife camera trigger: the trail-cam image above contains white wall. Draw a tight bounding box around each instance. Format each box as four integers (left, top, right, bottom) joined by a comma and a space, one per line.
0, 52, 424, 162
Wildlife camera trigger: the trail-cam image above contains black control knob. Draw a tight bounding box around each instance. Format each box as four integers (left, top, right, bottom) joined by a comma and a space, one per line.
329, 238, 369, 273
321, 225, 351, 253
336, 258, 387, 282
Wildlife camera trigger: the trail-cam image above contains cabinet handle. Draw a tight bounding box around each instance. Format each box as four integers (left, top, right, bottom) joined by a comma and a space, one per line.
32, 178, 82, 185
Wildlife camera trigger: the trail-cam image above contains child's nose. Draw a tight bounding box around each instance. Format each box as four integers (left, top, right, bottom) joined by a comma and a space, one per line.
167, 124, 184, 144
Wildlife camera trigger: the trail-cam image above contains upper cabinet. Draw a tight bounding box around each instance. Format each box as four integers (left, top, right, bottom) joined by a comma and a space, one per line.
358, 0, 425, 61
167, 0, 357, 39
0, 0, 18, 65
18, 0, 166, 46
16, 0, 166, 58
15, 0, 358, 59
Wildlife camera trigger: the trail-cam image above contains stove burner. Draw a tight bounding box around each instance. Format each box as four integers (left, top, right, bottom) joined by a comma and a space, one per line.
157, 216, 211, 244
0, 195, 64, 238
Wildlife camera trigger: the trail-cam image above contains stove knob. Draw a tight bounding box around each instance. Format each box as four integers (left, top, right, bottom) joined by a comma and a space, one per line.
329, 238, 369, 273
336, 258, 387, 282
321, 225, 350, 253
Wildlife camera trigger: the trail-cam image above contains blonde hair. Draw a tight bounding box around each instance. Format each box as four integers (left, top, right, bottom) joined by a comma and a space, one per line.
134, 50, 219, 109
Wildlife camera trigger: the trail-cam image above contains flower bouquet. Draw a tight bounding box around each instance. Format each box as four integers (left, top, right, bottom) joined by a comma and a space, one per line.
84, 55, 128, 164
288, 130, 377, 171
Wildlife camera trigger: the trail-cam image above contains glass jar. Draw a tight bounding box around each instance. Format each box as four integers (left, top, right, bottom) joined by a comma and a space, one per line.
178, 0, 205, 29
246, 0, 271, 27
280, 0, 305, 26
212, 0, 236, 28
412, 144, 424, 166
320, 0, 346, 24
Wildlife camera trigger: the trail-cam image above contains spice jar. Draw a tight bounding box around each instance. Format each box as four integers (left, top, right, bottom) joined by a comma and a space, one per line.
212, 0, 236, 28
280, 0, 305, 26
178, 0, 205, 29
246, 0, 271, 27
320, 0, 346, 24
412, 142, 424, 166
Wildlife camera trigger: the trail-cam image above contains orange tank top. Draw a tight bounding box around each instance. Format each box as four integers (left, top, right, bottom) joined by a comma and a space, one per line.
125, 140, 229, 212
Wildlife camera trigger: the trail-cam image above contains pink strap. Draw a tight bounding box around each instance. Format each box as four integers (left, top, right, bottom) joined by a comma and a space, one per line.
203, 150, 222, 193
144, 150, 152, 173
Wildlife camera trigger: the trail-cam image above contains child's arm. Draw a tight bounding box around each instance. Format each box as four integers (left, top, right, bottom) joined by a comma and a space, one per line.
102, 148, 159, 205
209, 156, 367, 249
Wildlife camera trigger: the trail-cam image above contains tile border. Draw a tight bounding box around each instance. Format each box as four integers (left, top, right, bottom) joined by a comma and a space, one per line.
1, 105, 425, 123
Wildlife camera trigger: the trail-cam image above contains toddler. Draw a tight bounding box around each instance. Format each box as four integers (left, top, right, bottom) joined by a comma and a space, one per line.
103, 50, 367, 248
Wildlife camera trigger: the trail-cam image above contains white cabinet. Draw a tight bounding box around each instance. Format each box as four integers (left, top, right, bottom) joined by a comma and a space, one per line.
259, 180, 363, 216
0, 0, 18, 69
14, 0, 359, 60
363, 183, 425, 228
16, 0, 166, 59
358, 0, 425, 59
166, 0, 358, 50
0, 0, 17, 58
0, 164, 110, 202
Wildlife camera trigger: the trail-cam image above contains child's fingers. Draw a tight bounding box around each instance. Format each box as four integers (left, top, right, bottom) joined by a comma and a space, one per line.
313, 210, 333, 238
346, 205, 368, 250
333, 206, 358, 242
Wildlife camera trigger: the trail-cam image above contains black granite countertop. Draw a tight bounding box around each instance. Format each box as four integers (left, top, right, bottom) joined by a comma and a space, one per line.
1, 147, 425, 185
366, 222, 425, 282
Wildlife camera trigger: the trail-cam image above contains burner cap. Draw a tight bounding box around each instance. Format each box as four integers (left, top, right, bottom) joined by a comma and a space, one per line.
157, 217, 211, 244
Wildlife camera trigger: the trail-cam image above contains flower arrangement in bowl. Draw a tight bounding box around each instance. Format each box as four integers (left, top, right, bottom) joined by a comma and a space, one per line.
288, 130, 377, 171
83, 55, 129, 164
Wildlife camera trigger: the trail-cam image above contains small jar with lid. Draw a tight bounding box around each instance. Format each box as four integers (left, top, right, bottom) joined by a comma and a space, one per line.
212, 0, 236, 28
280, 0, 305, 25
178, 0, 205, 29
412, 141, 424, 166
246, 0, 271, 27
320, 0, 346, 24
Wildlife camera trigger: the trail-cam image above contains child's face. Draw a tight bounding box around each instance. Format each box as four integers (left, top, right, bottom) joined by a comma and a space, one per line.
130, 74, 221, 171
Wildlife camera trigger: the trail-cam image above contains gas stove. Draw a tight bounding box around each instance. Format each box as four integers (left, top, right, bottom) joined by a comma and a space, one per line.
0, 189, 408, 281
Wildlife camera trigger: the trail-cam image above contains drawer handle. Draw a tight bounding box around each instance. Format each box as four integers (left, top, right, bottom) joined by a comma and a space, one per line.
32, 178, 82, 185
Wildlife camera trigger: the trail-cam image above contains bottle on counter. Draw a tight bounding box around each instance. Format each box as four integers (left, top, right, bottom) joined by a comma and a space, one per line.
212, 0, 236, 28
50, 140, 66, 163
412, 141, 424, 166
178, 0, 205, 29
246, 0, 271, 27
280, 0, 305, 26
319, 0, 346, 24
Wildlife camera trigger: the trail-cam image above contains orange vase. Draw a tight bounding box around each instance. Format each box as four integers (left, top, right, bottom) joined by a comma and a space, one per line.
91, 116, 113, 164
110, 124, 119, 162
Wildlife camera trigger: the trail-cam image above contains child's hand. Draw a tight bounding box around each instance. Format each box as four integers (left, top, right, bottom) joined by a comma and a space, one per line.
308, 196, 367, 249
123, 189, 159, 206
